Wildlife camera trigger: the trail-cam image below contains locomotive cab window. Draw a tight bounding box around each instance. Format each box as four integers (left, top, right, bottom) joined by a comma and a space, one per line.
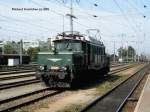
54, 40, 82, 51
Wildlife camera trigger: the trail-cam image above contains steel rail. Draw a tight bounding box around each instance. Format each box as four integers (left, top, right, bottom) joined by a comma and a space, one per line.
0, 73, 35, 81
115, 70, 148, 112
81, 64, 149, 112
109, 63, 138, 75
110, 63, 126, 67
0, 87, 49, 104
0, 90, 64, 112
0, 70, 35, 75
0, 65, 37, 72
0, 79, 40, 90
0, 68, 35, 72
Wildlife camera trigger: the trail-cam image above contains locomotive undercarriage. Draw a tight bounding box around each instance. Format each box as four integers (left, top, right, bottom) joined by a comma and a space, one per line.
41, 71, 72, 88
39, 66, 110, 88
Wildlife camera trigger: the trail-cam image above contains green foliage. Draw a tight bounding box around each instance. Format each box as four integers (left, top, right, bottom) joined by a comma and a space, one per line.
128, 46, 136, 58
4, 43, 17, 54
27, 47, 40, 62
118, 46, 136, 62
118, 47, 127, 58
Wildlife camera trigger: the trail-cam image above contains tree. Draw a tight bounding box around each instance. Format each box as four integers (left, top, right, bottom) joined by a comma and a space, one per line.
128, 46, 136, 59
118, 47, 127, 58
4, 43, 17, 54
118, 46, 136, 62
27, 47, 40, 62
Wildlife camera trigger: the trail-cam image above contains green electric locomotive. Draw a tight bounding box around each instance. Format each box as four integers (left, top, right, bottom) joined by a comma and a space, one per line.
37, 31, 110, 87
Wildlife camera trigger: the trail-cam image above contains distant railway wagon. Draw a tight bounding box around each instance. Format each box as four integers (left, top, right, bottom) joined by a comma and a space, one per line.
0, 54, 30, 65
37, 31, 110, 87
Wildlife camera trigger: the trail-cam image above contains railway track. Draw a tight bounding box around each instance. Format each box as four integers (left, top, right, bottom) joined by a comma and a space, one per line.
0, 89, 64, 112
0, 79, 40, 90
0, 63, 138, 90
109, 63, 138, 75
0, 64, 38, 72
0, 69, 35, 75
0, 73, 35, 81
0, 63, 145, 112
110, 63, 126, 68
81, 64, 149, 112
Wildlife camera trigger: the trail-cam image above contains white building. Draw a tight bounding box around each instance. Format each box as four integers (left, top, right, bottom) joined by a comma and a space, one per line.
0, 41, 5, 54
0, 41, 4, 47
23, 41, 39, 50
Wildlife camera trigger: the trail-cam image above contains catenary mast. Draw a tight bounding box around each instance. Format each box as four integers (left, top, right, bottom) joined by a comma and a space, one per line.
66, 0, 76, 35
70, 0, 73, 35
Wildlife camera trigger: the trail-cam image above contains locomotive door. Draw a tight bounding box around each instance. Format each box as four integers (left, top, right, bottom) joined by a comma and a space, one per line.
87, 43, 91, 65
82, 42, 89, 66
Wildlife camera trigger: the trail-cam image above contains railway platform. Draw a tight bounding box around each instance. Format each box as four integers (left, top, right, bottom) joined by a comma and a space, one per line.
134, 73, 150, 112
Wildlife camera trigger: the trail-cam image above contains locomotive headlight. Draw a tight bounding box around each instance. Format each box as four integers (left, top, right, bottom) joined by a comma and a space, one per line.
39, 66, 44, 71
61, 67, 67, 71
65, 65, 70, 71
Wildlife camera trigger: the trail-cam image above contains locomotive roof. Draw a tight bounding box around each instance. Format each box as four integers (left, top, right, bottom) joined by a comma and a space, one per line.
54, 31, 105, 47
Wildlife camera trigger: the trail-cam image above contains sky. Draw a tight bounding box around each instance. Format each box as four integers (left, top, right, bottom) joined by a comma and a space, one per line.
0, 0, 150, 56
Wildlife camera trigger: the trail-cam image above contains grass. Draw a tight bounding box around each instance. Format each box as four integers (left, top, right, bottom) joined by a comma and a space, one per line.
94, 75, 127, 95
13, 109, 27, 112
56, 104, 84, 112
